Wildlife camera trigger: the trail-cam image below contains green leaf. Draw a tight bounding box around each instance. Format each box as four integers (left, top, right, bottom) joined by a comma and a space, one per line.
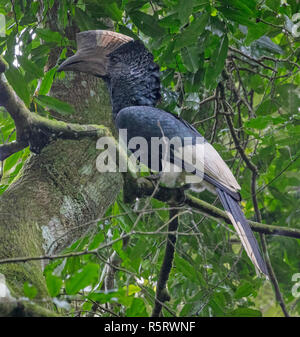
176, 0, 194, 24
18, 56, 44, 80
89, 288, 134, 306
23, 282, 38, 299
125, 0, 149, 13
174, 13, 209, 51
88, 232, 105, 250
46, 274, 63, 297
5, 66, 30, 106
226, 0, 255, 16
39, 68, 57, 95
249, 74, 265, 94
255, 99, 278, 115
65, 263, 100, 295
174, 255, 203, 285
74, 7, 107, 31
3, 151, 21, 173
36, 29, 67, 45
181, 46, 200, 73
158, 14, 181, 29
126, 298, 147, 317
151, 199, 169, 222
104, 2, 123, 21
245, 116, 271, 129
205, 34, 228, 89
219, 7, 254, 26
275, 84, 300, 114
234, 281, 255, 299
35, 95, 75, 115
130, 11, 165, 38
245, 23, 268, 45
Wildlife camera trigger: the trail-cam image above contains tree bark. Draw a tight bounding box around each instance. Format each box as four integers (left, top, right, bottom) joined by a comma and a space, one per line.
0, 68, 122, 307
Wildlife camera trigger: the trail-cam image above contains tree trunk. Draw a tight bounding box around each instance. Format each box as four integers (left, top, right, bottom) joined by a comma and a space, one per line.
0, 69, 122, 306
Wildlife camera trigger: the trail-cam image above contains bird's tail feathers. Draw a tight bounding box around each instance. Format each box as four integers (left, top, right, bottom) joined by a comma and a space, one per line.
216, 188, 269, 278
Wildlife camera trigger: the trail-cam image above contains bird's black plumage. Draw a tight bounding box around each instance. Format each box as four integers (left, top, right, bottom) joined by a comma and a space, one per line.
58, 30, 268, 277
108, 40, 268, 277
107, 40, 161, 117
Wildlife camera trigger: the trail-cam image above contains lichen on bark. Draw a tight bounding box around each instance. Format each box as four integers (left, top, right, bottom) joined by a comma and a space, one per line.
0, 66, 122, 309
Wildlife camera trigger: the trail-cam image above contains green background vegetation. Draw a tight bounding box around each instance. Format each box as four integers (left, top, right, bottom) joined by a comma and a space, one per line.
1, 0, 300, 317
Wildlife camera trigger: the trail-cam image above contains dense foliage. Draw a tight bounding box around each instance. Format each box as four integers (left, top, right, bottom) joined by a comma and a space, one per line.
1, 0, 300, 317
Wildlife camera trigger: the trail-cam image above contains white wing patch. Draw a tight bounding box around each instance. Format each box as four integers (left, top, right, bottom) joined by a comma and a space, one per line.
172, 142, 241, 193
203, 142, 241, 192
157, 141, 241, 193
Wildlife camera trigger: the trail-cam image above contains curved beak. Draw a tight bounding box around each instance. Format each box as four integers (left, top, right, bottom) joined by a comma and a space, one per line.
57, 48, 108, 77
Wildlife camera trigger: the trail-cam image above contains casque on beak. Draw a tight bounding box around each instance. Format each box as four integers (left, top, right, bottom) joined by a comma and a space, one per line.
57, 30, 133, 77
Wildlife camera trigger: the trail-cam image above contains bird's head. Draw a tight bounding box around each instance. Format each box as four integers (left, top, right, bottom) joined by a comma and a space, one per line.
58, 30, 161, 115
57, 30, 133, 78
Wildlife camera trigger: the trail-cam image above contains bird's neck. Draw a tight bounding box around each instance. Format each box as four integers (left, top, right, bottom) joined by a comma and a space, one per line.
105, 40, 161, 118
106, 77, 159, 118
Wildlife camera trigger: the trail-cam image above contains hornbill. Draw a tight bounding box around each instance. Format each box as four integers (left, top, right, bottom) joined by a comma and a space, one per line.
58, 30, 268, 277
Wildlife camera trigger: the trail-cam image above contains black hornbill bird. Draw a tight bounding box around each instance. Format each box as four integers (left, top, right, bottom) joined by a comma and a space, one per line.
58, 30, 268, 277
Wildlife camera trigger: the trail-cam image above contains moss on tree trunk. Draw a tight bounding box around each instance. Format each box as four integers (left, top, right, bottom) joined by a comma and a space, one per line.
0, 71, 122, 308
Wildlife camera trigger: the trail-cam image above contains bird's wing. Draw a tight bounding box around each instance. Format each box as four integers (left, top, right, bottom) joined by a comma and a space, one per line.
174, 140, 241, 193
116, 106, 268, 277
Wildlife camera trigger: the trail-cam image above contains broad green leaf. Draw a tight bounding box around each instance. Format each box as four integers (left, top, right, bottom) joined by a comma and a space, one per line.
205, 34, 228, 89
126, 298, 147, 317
18, 56, 44, 80
88, 288, 132, 306
255, 99, 279, 115
275, 84, 300, 114
130, 11, 165, 38
39, 68, 57, 95
3, 151, 21, 173
36, 29, 67, 45
245, 23, 268, 45
234, 281, 255, 299
65, 264, 100, 295
249, 74, 265, 94
88, 232, 105, 250
35, 95, 75, 115
174, 13, 209, 51
219, 7, 254, 26
176, 0, 194, 24
158, 13, 181, 29
181, 46, 200, 73
74, 7, 107, 31
245, 116, 271, 129
104, 2, 123, 21
174, 256, 202, 285
125, 0, 149, 13
46, 274, 63, 297
5, 66, 31, 106
226, 0, 255, 16
23, 282, 38, 299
